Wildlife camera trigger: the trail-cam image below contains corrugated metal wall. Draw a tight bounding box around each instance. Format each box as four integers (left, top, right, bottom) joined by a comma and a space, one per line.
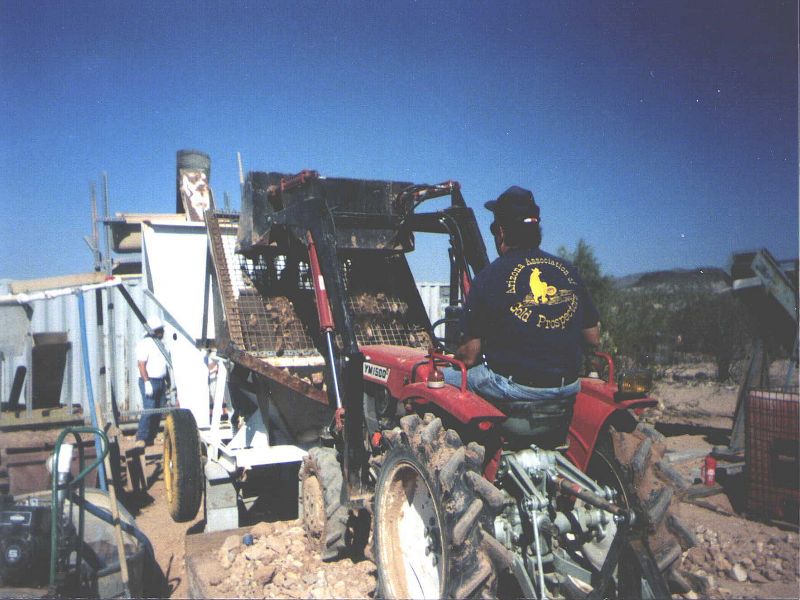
1, 279, 451, 419
0, 278, 163, 417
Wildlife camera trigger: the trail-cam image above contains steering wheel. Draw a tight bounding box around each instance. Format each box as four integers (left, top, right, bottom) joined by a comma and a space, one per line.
430, 317, 462, 354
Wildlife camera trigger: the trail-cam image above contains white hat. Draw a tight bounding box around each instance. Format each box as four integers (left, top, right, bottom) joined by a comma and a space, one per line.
147, 316, 165, 331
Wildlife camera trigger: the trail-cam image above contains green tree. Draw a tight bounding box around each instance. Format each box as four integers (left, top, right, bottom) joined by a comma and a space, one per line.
557, 239, 614, 319
603, 288, 674, 366
674, 290, 754, 381
558, 239, 618, 352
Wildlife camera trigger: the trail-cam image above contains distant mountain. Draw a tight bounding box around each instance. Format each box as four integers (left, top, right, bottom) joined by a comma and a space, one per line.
614, 267, 730, 294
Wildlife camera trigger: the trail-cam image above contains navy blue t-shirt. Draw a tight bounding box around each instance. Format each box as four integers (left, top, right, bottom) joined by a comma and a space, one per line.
461, 248, 599, 377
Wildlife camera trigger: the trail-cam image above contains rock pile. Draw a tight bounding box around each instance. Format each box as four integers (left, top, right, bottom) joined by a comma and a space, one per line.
678, 523, 799, 598
202, 513, 798, 599
210, 519, 376, 599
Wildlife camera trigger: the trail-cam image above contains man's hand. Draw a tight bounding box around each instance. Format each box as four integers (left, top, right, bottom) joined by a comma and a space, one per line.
582, 325, 600, 350
144, 380, 154, 397
455, 338, 482, 369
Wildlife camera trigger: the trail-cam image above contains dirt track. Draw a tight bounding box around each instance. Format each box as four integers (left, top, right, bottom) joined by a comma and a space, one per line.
122, 372, 799, 599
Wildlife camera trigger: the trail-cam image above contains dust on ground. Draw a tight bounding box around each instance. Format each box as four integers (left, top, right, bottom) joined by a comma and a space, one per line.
122, 367, 799, 599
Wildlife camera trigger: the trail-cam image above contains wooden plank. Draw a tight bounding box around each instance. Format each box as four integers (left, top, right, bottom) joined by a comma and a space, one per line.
0, 586, 48, 598
682, 482, 724, 500
0, 407, 83, 430
684, 497, 736, 517
664, 448, 709, 464
9, 272, 107, 294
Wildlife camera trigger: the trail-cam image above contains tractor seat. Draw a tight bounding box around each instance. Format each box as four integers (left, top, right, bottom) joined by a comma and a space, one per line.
493, 397, 574, 451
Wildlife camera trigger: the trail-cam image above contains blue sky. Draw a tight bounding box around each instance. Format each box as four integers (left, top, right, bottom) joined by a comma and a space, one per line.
1, 1, 797, 282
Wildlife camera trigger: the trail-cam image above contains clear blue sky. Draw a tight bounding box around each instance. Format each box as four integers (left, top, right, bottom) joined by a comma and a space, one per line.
1, 1, 797, 282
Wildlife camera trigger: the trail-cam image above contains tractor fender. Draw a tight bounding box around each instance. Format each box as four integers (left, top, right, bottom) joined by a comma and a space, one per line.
360, 345, 505, 426
399, 382, 506, 425
567, 384, 656, 471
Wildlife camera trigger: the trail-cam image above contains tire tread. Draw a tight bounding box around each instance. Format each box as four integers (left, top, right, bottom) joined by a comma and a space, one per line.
300, 447, 350, 561
373, 414, 504, 599
164, 409, 202, 523
599, 427, 698, 595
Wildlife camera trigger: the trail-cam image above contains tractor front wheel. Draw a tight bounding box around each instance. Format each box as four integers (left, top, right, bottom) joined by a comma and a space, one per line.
299, 447, 351, 561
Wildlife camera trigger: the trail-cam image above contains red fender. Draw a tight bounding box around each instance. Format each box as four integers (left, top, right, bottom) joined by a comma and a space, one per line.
398, 382, 506, 424
361, 345, 657, 478
567, 377, 657, 471
360, 344, 505, 425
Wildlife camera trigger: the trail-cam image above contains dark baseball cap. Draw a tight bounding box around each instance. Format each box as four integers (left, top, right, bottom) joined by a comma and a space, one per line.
484, 186, 540, 223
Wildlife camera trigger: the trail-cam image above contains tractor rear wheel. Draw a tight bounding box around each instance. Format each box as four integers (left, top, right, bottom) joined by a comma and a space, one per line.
590, 424, 698, 595
299, 447, 351, 561
372, 414, 510, 599
163, 409, 203, 522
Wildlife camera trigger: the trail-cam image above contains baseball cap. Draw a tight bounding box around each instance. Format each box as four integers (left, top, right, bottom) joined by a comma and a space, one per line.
484, 186, 540, 223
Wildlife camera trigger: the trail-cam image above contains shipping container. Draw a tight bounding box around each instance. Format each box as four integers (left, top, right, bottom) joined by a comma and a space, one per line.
0, 278, 164, 420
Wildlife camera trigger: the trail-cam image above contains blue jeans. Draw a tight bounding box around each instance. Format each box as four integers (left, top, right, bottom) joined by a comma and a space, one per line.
136, 377, 166, 443
443, 363, 579, 448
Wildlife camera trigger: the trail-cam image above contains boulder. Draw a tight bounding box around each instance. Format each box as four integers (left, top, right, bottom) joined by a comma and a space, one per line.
254, 564, 277, 585
250, 521, 273, 537
221, 534, 241, 552
749, 571, 768, 584
266, 536, 288, 553
765, 569, 782, 582
729, 563, 747, 583
244, 545, 269, 561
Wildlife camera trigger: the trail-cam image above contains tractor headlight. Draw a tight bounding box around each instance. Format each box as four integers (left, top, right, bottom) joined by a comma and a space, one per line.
616, 370, 652, 400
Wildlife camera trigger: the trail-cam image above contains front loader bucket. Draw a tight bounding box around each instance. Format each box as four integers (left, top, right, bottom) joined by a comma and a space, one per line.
206, 210, 432, 403
237, 171, 417, 255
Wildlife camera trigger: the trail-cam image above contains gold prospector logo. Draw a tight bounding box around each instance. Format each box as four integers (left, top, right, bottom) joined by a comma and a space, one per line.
505, 258, 578, 328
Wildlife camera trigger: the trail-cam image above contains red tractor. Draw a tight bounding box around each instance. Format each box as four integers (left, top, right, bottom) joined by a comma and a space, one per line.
228, 172, 694, 598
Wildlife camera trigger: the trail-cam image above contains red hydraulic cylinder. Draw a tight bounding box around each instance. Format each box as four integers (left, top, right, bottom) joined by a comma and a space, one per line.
306, 231, 335, 331
306, 231, 343, 412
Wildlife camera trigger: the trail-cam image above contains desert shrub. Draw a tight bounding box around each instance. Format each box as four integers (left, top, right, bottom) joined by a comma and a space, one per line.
673, 290, 755, 381
558, 241, 763, 382
557, 239, 616, 352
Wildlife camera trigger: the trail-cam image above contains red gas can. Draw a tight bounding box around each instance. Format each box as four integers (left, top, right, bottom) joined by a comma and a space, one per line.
701, 455, 717, 486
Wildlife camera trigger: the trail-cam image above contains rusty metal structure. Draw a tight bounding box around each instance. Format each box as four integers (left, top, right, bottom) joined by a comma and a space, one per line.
205, 170, 487, 495
197, 165, 683, 599
5, 151, 701, 596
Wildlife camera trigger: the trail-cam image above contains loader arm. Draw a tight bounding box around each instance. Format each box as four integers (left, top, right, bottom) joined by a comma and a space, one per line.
268, 196, 367, 495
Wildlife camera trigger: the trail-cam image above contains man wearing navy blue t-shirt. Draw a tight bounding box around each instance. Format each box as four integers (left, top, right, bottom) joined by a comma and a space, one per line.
444, 185, 600, 447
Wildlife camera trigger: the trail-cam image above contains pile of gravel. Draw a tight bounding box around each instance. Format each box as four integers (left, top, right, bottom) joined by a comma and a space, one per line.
209, 520, 376, 599
677, 523, 799, 599
202, 513, 798, 599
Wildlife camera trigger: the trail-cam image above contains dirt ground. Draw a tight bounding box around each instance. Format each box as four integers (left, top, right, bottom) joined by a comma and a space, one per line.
121, 369, 799, 599
118, 449, 196, 598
